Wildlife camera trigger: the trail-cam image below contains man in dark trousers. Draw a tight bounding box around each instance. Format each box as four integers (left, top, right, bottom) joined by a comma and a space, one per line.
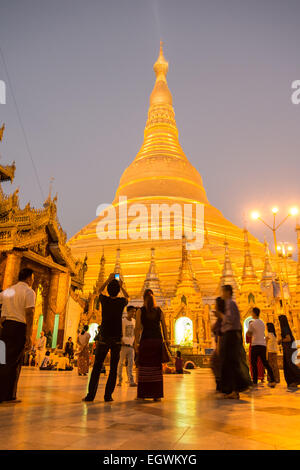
0, 268, 36, 403
247, 307, 276, 388
83, 273, 129, 402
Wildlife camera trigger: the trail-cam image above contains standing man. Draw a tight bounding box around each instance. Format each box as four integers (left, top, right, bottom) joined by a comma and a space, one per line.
247, 307, 276, 388
117, 306, 137, 387
35, 331, 47, 367
0, 268, 36, 403
83, 273, 129, 402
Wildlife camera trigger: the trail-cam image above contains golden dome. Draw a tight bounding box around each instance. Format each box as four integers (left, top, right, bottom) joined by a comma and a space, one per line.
113, 42, 208, 205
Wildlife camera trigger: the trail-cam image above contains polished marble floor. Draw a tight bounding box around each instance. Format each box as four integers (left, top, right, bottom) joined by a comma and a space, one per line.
0, 367, 300, 450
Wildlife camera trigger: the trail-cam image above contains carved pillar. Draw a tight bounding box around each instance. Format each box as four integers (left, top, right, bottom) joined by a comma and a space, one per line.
57, 272, 71, 348
2, 251, 22, 289
44, 269, 60, 335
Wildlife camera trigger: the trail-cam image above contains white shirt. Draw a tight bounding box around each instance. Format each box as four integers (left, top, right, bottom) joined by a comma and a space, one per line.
247, 319, 266, 346
36, 336, 47, 351
266, 332, 278, 353
122, 317, 136, 346
0, 281, 36, 324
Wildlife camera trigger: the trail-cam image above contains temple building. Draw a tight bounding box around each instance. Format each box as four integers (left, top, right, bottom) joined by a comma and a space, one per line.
68, 43, 299, 351
0, 126, 87, 348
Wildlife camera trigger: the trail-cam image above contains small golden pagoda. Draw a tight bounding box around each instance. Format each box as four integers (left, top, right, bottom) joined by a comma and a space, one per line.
0, 125, 87, 347
68, 44, 299, 348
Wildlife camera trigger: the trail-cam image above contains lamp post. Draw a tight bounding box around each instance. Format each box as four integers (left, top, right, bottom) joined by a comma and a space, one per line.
251, 207, 298, 315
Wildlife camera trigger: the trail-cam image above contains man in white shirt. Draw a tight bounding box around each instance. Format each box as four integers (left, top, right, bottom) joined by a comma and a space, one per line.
0, 268, 36, 403
35, 331, 47, 367
247, 307, 276, 388
117, 306, 137, 386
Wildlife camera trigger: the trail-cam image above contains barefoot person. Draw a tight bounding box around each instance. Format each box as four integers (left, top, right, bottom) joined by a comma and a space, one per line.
247, 308, 276, 388
135, 289, 169, 402
83, 274, 129, 402
117, 306, 137, 387
0, 268, 36, 404
216, 285, 252, 399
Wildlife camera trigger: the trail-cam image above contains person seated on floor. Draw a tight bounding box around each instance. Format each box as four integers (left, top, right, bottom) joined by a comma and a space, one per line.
175, 351, 184, 374
40, 351, 55, 370
57, 352, 73, 371
49, 349, 60, 370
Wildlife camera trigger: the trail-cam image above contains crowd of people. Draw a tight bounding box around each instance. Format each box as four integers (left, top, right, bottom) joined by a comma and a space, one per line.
211, 285, 300, 398
0, 268, 300, 405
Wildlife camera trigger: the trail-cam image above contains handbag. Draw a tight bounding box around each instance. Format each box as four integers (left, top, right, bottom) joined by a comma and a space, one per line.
160, 315, 171, 363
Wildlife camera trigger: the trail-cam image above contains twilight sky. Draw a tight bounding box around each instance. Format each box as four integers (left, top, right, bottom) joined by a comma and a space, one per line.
0, 0, 300, 253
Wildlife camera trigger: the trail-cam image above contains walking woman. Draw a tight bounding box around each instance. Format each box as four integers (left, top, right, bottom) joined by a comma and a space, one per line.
135, 289, 169, 401
278, 315, 300, 391
210, 296, 225, 392
216, 285, 252, 399
77, 325, 91, 376
266, 322, 280, 383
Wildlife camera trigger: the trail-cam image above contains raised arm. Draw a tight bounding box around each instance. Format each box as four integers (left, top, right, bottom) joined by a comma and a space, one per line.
98, 273, 115, 294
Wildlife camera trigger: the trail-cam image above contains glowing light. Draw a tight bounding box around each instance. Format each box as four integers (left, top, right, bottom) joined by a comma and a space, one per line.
289, 207, 299, 216
276, 245, 282, 251
272, 207, 279, 214
175, 316, 193, 347
251, 211, 260, 220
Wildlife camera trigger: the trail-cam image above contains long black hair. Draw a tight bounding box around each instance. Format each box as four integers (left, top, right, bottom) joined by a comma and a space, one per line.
278, 315, 294, 342
81, 324, 89, 335
267, 322, 276, 337
215, 296, 225, 314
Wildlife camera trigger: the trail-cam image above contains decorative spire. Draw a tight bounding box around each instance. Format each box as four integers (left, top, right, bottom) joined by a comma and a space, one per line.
176, 235, 200, 293
141, 248, 164, 305
96, 249, 106, 289
113, 41, 208, 206
261, 239, 274, 283
113, 247, 127, 290
220, 240, 238, 292
242, 229, 257, 281
147, 41, 174, 124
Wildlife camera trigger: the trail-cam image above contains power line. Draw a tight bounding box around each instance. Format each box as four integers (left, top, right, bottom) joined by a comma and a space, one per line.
0, 44, 45, 200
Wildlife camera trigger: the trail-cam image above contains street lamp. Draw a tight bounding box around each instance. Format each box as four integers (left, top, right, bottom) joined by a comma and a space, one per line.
250, 207, 298, 314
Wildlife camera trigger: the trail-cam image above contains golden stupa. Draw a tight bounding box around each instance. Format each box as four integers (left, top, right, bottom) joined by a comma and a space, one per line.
69, 43, 298, 347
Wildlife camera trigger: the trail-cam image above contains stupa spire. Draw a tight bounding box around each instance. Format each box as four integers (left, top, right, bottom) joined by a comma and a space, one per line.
220, 240, 238, 292
141, 248, 164, 305
176, 235, 200, 293
97, 249, 106, 286
242, 229, 257, 281
113, 42, 208, 205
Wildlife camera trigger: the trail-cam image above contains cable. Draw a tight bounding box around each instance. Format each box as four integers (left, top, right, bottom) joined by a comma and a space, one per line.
0, 44, 45, 200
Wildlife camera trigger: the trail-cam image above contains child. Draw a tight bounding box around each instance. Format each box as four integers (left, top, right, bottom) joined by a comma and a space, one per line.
175, 351, 184, 374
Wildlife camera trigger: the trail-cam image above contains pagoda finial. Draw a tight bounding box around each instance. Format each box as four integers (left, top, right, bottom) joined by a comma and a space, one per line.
149, 41, 172, 107
242, 228, 257, 280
